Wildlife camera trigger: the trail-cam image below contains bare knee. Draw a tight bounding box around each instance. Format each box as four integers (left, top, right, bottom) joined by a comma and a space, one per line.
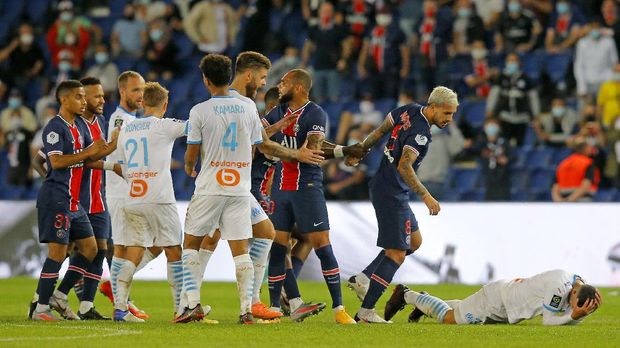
200, 236, 218, 251
148, 246, 163, 257
274, 231, 290, 246
164, 246, 182, 261
77, 238, 98, 261
410, 230, 422, 252
442, 309, 457, 324
384, 249, 406, 265
307, 231, 330, 249
252, 219, 275, 240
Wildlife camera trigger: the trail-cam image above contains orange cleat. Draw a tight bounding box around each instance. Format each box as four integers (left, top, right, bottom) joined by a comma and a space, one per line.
128, 301, 149, 319
252, 302, 284, 320
98, 280, 114, 304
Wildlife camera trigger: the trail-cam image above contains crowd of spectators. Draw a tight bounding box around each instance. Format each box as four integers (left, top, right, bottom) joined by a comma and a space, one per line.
0, 0, 619, 202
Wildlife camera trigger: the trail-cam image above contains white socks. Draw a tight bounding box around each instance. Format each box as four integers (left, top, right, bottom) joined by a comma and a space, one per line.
167, 260, 183, 313
181, 249, 202, 309
233, 253, 254, 315
115, 260, 136, 311
52, 289, 67, 300
249, 238, 272, 304
404, 291, 451, 323
289, 297, 303, 312
198, 248, 213, 276
177, 249, 212, 315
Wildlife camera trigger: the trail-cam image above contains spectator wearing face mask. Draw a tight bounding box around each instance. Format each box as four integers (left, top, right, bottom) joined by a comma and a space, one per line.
302, 1, 352, 103
545, 0, 586, 54
416, 123, 465, 200
111, 4, 148, 58
574, 21, 618, 102
597, 63, 620, 129
86, 44, 119, 99
552, 136, 600, 202
601, 0, 620, 57
450, 0, 485, 56
145, 20, 179, 82
464, 40, 499, 98
487, 53, 540, 146
495, 0, 542, 54
533, 97, 579, 147
52, 50, 80, 86
46, 1, 94, 70
0, 23, 45, 90
0, 90, 37, 135
472, 0, 504, 29
575, 104, 608, 184
478, 118, 513, 201
335, 97, 384, 145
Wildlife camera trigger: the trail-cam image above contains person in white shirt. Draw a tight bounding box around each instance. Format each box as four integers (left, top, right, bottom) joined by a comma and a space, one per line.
575, 21, 618, 101
384, 270, 602, 325
113, 82, 187, 322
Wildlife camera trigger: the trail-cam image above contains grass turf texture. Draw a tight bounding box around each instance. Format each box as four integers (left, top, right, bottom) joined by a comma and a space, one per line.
1, 278, 619, 347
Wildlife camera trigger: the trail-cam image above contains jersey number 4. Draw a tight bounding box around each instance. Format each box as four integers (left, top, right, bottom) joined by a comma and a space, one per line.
222, 122, 238, 152
126, 137, 149, 168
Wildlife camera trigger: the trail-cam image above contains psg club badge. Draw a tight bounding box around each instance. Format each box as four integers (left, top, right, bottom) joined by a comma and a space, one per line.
56, 229, 66, 239
293, 124, 300, 133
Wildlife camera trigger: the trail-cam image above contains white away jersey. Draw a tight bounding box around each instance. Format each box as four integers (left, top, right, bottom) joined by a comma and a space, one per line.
117, 116, 187, 204
188, 96, 263, 196
499, 269, 579, 324
106, 106, 137, 199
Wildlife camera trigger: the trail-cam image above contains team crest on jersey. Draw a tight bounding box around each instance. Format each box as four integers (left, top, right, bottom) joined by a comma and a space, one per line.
56, 229, 65, 239
549, 295, 562, 308
114, 118, 124, 127
293, 124, 300, 133
47, 131, 59, 145
415, 134, 428, 146
400, 112, 411, 129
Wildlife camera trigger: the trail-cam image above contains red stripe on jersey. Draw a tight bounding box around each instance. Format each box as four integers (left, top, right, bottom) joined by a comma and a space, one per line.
279, 103, 309, 191
68, 124, 84, 212
260, 166, 275, 197
86, 120, 105, 213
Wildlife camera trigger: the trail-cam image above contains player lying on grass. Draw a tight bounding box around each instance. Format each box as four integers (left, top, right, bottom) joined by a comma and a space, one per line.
384, 269, 602, 325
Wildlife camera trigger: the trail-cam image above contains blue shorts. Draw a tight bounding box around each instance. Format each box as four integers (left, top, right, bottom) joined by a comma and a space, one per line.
251, 188, 274, 215
269, 186, 330, 233
371, 191, 419, 251
88, 211, 111, 240
38, 204, 94, 244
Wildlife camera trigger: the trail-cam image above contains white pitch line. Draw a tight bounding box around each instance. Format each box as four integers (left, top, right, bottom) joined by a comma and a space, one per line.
0, 324, 142, 342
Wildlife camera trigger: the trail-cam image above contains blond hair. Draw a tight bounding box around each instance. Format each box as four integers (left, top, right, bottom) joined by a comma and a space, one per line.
428, 86, 459, 107
117, 70, 143, 90
143, 82, 169, 108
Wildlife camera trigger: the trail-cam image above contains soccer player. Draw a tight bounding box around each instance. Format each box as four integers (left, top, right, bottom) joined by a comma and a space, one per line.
31, 80, 105, 321
347, 86, 458, 323
113, 82, 186, 322
104, 71, 156, 320
176, 52, 325, 323
384, 270, 603, 325
263, 69, 357, 324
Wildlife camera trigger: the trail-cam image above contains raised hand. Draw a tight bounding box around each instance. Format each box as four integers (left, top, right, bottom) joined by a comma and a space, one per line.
274, 113, 297, 132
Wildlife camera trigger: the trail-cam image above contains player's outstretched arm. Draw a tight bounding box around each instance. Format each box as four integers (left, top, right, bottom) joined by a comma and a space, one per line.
257, 128, 324, 165
398, 147, 440, 216
320, 140, 368, 161
361, 116, 396, 151
48, 139, 105, 170
184, 144, 200, 177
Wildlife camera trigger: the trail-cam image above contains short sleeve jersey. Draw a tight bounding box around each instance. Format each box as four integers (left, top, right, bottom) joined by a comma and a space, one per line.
79, 115, 107, 213
106, 106, 137, 199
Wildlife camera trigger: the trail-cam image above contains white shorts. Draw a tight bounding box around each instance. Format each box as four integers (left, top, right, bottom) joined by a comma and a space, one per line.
123, 203, 182, 248
184, 195, 252, 241
108, 197, 128, 246
250, 196, 269, 225
453, 280, 509, 325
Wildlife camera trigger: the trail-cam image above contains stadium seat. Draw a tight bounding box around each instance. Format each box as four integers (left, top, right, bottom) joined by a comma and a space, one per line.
0, 21, 9, 44
552, 147, 573, 165
461, 189, 486, 202
463, 101, 486, 128
450, 168, 481, 194
28, 0, 49, 24
114, 56, 137, 73
439, 190, 461, 202
91, 16, 119, 42
528, 169, 555, 192
510, 189, 528, 201
520, 51, 544, 82
510, 168, 529, 190
531, 191, 552, 202
109, 0, 128, 16
544, 52, 572, 83
1, 0, 24, 27
594, 189, 617, 202
522, 126, 537, 149
512, 148, 531, 169
166, 78, 192, 102
173, 32, 195, 61
526, 148, 554, 170
173, 101, 193, 120
374, 98, 396, 116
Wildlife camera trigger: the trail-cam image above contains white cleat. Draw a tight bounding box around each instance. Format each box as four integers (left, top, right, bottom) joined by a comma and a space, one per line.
114, 309, 145, 322
347, 274, 370, 301
49, 294, 80, 320
355, 308, 392, 324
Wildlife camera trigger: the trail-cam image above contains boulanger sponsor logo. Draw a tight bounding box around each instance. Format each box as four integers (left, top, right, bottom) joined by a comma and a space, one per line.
210, 160, 250, 169
130, 179, 148, 197
216, 169, 240, 187
127, 171, 159, 179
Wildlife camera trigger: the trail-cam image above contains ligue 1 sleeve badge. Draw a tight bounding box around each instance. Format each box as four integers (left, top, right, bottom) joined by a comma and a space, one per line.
114, 118, 124, 128
47, 131, 59, 145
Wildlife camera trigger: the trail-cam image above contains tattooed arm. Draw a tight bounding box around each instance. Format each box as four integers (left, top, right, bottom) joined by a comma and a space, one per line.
257, 128, 324, 165
361, 116, 396, 151
397, 146, 440, 216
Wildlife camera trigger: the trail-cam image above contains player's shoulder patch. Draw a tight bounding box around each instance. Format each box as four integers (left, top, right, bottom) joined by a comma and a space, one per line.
549, 294, 562, 308
46, 131, 59, 145
171, 118, 185, 123
415, 134, 428, 146
114, 118, 124, 128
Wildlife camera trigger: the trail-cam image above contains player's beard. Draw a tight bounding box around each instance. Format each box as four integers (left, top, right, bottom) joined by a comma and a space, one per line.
246, 81, 258, 100
127, 99, 141, 112
279, 90, 293, 104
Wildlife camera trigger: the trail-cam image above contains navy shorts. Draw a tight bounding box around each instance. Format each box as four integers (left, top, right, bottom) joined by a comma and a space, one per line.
371, 191, 419, 251
38, 204, 94, 244
269, 186, 330, 233
88, 211, 111, 240
251, 188, 274, 215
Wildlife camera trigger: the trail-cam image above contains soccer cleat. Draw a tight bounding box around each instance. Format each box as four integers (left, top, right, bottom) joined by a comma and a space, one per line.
252, 302, 284, 320
27, 300, 37, 320
239, 312, 254, 324
408, 307, 426, 323
280, 292, 290, 316
384, 284, 408, 321
347, 275, 369, 301
355, 308, 391, 324
32, 308, 62, 321
334, 307, 357, 324
98, 280, 114, 304
114, 309, 145, 322
128, 300, 149, 319
290, 302, 326, 322
78, 307, 111, 320
49, 294, 80, 320
173, 304, 206, 323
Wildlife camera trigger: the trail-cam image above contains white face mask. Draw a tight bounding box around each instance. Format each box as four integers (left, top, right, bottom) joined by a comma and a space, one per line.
20, 33, 34, 45
65, 32, 76, 45
359, 100, 374, 113
376, 14, 393, 27
471, 48, 487, 60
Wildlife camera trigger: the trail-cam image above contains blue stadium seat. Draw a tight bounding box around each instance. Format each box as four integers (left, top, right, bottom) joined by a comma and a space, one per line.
28, 0, 49, 24
1, 0, 24, 26
173, 101, 193, 120
544, 52, 572, 83
0, 21, 10, 45
374, 98, 396, 116
594, 189, 617, 202
552, 147, 573, 165
510, 189, 528, 201
522, 126, 537, 149
109, 0, 128, 16
166, 78, 192, 102
114, 56, 137, 73
450, 168, 480, 194
531, 191, 552, 202
511, 168, 529, 190
529, 169, 555, 192
526, 148, 554, 170
173, 32, 194, 60
463, 101, 486, 128
91, 16, 120, 42
461, 189, 485, 202
512, 148, 531, 169
439, 190, 461, 202
520, 51, 544, 82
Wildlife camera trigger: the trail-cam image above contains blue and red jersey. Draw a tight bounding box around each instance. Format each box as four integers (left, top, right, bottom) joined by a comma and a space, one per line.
79, 115, 107, 214
251, 149, 275, 197
38, 115, 91, 212
263, 101, 326, 191
370, 103, 432, 195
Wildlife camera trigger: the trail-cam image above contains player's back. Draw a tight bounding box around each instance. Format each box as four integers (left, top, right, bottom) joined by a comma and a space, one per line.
118, 116, 187, 205
106, 106, 137, 199
500, 269, 576, 324
188, 96, 263, 197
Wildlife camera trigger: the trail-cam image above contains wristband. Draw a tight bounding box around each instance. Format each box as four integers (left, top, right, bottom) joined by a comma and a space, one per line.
334, 145, 344, 158
103, 161, 115, 171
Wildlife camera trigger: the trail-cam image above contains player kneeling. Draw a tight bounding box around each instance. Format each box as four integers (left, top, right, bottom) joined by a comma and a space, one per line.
384, 270, 602, 325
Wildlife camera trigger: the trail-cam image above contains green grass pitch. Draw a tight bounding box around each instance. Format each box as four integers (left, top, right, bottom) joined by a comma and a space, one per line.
1, 278, 619, 347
